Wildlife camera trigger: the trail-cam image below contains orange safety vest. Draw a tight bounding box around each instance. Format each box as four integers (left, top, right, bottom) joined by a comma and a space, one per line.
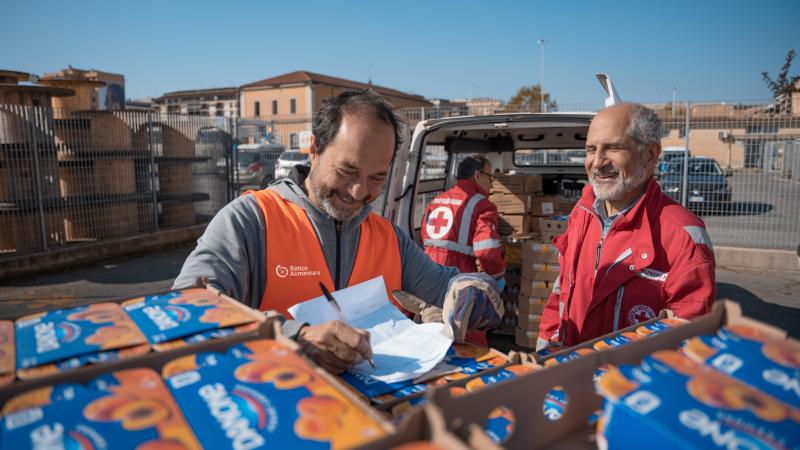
250, 189, 403, 317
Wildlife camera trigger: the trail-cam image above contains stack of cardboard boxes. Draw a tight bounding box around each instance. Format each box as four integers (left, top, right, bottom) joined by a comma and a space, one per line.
515, 241, 560, 348
489, 174, 543, 236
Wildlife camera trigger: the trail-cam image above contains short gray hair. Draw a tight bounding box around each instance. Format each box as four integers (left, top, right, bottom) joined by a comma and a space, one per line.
625, 103, 661, 148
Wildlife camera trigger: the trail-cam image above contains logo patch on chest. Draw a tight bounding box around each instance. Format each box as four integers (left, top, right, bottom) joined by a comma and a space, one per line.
628, 304, 656, 325
637, 268, 668, 283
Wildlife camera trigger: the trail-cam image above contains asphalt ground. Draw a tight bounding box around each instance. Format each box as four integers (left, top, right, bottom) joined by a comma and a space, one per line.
0, 244, 797, 352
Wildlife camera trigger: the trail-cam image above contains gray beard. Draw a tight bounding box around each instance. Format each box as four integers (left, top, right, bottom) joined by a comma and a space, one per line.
308, 167, 363, 222
590, 166, 648, 201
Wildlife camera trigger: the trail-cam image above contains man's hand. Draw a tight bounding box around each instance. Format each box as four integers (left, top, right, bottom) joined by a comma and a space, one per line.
296, 320, 373, 374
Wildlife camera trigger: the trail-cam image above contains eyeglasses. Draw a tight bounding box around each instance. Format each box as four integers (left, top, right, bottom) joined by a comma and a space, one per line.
479, 170, 496, 181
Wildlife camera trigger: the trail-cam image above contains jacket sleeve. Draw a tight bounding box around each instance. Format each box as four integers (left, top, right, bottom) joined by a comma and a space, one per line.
537, 232, 568, 346
172, 195, 267, 310
662, 224, 716, 320
393, 224, 460, 309
472, 203, 506, 277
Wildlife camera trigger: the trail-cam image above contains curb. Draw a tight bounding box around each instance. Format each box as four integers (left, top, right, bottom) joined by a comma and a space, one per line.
714, 246, 800, 272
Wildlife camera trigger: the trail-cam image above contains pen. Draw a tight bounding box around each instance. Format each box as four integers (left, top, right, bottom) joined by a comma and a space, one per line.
318, 282, 376, 369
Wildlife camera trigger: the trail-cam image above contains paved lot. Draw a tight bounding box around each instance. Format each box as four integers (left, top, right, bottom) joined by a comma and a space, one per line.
0, 244, 797, 340
701, 172, 800, 250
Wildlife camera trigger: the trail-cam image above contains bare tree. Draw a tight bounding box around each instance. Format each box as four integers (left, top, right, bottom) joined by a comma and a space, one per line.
762, 49, 800, 115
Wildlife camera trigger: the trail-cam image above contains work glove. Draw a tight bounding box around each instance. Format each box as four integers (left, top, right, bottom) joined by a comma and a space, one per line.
393, 274, 504, 343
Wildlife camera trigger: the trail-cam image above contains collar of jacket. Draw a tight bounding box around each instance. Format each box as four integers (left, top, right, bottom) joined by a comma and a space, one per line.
268, 164, 372, 229
579, 178, 660, 275
455, 178, 490, 197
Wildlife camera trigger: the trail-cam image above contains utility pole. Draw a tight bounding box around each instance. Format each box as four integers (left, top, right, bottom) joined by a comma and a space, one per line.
537, 39, 547, 112
672, 87, 677, 119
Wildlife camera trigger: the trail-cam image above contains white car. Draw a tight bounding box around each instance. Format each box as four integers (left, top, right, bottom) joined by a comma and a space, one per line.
274, 150, 310, 179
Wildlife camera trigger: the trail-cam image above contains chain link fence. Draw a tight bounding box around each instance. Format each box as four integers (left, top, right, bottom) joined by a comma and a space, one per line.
1, 99, 797, 259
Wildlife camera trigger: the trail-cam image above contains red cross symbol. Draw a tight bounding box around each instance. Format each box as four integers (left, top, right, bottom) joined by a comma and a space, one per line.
429, 210, 450, 235
426, 206, 454, 239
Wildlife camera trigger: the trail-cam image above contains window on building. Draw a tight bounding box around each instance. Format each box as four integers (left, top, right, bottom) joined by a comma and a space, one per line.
272, 100, 278, 115
254, 101, 260, 116
290, 133, 299, 149
290, 98, 297, 114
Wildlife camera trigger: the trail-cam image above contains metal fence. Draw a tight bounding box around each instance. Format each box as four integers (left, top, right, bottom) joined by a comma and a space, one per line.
398, 100, 800, 251
0, 104, 236, 256
2, 99, 797, 259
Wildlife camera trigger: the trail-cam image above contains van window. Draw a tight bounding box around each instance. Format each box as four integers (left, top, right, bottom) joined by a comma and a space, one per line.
514, 149, 585, 166
420, 145, 448, 180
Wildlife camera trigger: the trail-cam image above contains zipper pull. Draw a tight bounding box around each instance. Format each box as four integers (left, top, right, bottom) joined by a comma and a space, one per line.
594, 241, 603, 271
335, 221, 341, 233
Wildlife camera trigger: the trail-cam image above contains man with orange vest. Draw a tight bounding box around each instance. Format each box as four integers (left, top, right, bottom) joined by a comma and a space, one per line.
174, 90, 503, 374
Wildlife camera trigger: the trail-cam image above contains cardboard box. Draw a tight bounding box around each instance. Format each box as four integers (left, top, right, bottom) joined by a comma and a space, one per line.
515, 327, 539, 348
429, 300, 789, 449
539, 217, 568, 241
521, 263, 559, 282
518, 296, 548, 316
355, 404, 481, 450
537, 195, 576, 216
498, 214, 532, 235
519, 278, 552, 298
517, 312, 541, 330
490, 193, 532, 214
521, 242, 559, 264
491, 174, 543, 195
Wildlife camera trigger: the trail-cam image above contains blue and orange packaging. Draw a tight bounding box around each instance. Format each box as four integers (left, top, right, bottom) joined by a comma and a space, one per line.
682, 324, 800, 410
542, 347, 595, 367
16, 343, 151, 380
596, 350, 800, 450
123, 288, 263, 344
164, 339, 386, 449
464, 364, 536, 393
152, 321, 261, 352
0, 320, 14, 386
14, 302, 147, 370
592, 331, 642, 351
634, 317, 687, 337
0, 368, 201, 450
2, 383, 81, 416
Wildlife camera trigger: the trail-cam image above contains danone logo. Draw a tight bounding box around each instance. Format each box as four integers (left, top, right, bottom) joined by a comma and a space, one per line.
274, 265, 321, 279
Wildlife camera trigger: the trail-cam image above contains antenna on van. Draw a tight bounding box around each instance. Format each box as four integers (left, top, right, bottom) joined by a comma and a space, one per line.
595, 73, 622, 107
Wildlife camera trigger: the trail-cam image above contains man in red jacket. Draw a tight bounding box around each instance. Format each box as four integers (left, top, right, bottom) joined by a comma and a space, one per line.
537, 103, 715, 349
421, 154, 506, 278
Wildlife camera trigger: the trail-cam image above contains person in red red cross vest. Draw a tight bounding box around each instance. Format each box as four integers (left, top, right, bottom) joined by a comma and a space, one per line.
420, 154, 506, 345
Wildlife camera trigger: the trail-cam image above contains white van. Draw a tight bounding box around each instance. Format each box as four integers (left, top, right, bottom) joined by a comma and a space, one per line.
380, 112, 594, 240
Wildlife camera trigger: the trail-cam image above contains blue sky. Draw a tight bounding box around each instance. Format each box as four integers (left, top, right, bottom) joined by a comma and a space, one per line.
2, 0, 798, 106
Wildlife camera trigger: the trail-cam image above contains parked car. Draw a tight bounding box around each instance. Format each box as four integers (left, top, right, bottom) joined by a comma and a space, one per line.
274, 150, 310, 179
658, 156, 732, 208
220, 143, 285, 189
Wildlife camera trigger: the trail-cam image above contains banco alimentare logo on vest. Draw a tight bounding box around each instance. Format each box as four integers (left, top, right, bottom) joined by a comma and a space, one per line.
275, 265, 321, 278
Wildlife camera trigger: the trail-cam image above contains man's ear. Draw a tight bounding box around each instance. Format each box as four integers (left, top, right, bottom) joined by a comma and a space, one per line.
644, 143, 661, 169
309, 134, 319, 163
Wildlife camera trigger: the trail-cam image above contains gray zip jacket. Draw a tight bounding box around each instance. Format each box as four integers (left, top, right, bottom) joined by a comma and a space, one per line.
173, 165, 458, 334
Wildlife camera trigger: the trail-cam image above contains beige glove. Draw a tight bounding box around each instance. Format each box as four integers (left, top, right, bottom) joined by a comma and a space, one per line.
392, 290, 443, 324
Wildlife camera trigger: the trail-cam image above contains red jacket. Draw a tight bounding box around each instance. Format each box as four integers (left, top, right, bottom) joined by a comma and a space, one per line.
538, 178, 715, 347
421, 179, 506, 277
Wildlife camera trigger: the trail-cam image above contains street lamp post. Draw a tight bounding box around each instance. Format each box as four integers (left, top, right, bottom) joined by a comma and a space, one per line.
537, 39, 547, 112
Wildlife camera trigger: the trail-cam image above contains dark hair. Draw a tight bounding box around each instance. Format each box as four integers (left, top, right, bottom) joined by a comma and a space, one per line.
312, 89, 403, 156
457, 154, 489, 180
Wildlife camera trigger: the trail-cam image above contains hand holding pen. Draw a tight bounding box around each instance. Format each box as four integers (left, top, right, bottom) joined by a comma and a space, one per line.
319, 282, 376, 369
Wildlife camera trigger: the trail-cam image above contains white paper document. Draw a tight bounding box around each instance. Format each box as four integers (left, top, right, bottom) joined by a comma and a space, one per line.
288, 276, 453, 383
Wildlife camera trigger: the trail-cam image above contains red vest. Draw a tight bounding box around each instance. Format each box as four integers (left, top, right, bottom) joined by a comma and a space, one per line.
250, 189, 403, 317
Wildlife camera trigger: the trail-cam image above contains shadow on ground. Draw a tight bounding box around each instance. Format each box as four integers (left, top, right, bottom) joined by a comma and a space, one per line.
717, 282, 799, 338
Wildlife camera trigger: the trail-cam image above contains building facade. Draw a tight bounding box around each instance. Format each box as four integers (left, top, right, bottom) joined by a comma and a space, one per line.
42, 66, 125, 110
154, 87, 238, 117
239, 71, 431, 149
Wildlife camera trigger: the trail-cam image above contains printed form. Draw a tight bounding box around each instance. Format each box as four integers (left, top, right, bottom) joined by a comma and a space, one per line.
288, 276, 452, 383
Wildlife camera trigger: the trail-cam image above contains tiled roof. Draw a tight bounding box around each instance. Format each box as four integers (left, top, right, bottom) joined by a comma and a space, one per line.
241, 70, 429, 104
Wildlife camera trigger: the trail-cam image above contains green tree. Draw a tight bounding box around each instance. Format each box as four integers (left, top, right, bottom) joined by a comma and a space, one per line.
506, 84, 557, 112
762, 49, 800, 115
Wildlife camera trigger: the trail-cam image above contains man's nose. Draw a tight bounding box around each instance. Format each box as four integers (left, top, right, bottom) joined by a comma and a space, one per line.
348, 180, 369, 201
592, 148, 610, 169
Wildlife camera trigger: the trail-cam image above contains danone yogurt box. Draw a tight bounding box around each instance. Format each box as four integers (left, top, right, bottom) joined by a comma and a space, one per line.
1, 383, 81, 416
596, 350, 800, 450
123, 288, 263, 344
152, 322, 261, 352
682, 324, 800, 410
0, 368, 201, 450
16, 343, 150, 380
164, 339, 386, 449
15, 303, 147, 369
0, 321, 14, 386
634, 317, 688, 337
